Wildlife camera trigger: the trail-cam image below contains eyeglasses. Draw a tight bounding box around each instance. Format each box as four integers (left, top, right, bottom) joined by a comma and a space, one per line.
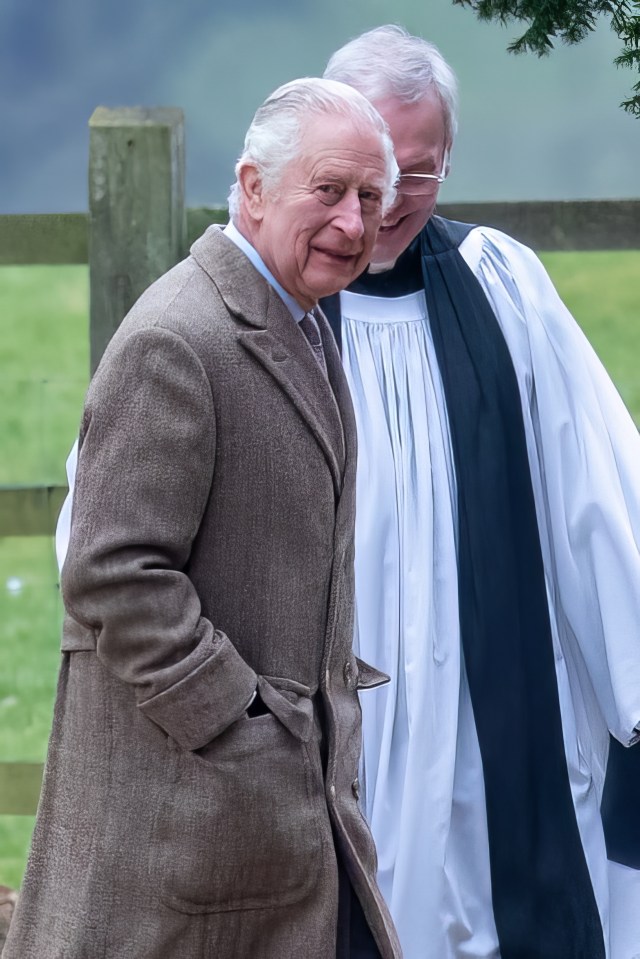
395, 154, 449, 197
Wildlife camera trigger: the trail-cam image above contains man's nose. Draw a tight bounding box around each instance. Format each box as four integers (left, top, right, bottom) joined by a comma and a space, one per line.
334, 192, 365, 240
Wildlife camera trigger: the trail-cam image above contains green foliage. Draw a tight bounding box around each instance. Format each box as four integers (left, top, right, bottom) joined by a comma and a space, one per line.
453, 0, 640, 117
0, 536, 62, 889
0, 266, 88, 484
0, 265, 87, 889
541, 250, 640, 418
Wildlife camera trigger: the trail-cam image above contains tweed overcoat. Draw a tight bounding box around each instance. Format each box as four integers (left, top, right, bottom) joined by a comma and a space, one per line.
5, 227, 402, 959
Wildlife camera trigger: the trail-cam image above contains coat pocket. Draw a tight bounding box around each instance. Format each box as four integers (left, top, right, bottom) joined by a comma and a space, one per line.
153, 710, 325, 914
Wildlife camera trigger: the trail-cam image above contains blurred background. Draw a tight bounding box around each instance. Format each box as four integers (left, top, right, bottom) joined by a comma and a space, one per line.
2, 0, 639, 214
1, 0, 639, 901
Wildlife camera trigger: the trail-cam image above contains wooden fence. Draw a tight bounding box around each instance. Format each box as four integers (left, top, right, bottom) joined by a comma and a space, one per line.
1, 106, 640, 816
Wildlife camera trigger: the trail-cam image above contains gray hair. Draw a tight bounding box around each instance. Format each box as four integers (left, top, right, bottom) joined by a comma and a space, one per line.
324, 25, 458, 145
228, 77, 398, 218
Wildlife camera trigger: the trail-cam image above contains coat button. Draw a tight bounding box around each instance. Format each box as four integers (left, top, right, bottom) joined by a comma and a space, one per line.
351, 778, 360, 800
343, 659, 354, 688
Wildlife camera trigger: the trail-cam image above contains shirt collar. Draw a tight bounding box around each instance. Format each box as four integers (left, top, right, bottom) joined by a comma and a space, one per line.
223, 221, 306, 323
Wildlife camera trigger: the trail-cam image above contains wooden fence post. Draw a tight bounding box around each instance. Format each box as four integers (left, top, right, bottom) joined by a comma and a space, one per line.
88, 107, 186, 373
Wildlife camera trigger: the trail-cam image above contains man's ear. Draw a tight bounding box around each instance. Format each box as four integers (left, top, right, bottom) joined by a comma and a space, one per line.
238, 163, 265, 222
444, 141, 453, 178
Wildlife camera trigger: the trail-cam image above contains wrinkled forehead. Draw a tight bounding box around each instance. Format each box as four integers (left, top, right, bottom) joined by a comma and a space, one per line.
372, 93, 448, 169
298, 108, 384, 151
293, 111, 390, 181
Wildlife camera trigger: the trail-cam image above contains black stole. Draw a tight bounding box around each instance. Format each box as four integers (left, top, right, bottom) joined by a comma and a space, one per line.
322, 217, 605, 958
602, 736, 640, 869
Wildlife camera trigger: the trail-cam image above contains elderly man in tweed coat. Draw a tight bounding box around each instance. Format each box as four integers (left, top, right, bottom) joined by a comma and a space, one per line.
4, 79, 401, 959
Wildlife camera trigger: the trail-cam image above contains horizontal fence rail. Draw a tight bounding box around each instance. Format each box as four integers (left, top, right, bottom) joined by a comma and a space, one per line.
0, 213, 89, 265
2, 199, 640, 538
0, 763, 43, 816
1, 200, 639, 269
0, 486, 68, 537
437, 199, 640, 252
0, 207, 228, 267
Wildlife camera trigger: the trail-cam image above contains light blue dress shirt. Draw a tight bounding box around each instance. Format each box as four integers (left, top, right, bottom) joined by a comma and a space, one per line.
223, 221, 305, 323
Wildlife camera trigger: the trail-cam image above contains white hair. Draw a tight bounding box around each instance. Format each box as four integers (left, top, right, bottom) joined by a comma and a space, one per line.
324, 25, 458, 145
228, 77, 398, 218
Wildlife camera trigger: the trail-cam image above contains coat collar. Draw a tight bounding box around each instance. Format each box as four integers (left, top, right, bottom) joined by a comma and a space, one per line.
191, 227, 349, 495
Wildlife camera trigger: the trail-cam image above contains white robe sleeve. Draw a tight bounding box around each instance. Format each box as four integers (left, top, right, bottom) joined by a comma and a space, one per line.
55, 439, 78, 574
460, 227, 640, 747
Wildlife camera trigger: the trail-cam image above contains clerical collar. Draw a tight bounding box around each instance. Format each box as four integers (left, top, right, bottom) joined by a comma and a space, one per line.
347, 234, 423, 297
223, 221, 305, 322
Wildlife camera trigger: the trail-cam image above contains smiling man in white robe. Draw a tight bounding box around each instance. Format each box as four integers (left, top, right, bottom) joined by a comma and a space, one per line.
319, 24, 640, 959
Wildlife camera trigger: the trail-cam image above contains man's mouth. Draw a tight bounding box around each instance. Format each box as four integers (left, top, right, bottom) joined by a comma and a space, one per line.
313, 247, 359, 263
379, 215, 407, 234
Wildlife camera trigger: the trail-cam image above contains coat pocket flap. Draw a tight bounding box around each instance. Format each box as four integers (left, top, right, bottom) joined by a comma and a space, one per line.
355, 657, 390, 690
257, 676, 314, 742
60, 612, 97, 651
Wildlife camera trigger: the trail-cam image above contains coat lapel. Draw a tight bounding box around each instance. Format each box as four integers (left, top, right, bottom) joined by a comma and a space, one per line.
237, 303, 346, 495
192, 227, 345, 494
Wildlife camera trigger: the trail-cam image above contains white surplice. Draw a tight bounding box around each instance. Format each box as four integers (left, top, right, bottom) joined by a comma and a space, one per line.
55, 225, 640, 958
339, 226, 640, 959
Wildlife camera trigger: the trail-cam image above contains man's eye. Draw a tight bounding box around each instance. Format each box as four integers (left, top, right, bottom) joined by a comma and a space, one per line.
316, 184, 342, 205
359, 191, 383, 211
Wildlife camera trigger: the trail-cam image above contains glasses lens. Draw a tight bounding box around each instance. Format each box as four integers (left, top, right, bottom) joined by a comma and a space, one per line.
397, 175, 441, 197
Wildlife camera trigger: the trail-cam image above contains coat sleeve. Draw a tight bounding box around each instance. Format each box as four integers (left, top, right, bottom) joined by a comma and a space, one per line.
61, 324, 258, 751
462, 227, 640, 747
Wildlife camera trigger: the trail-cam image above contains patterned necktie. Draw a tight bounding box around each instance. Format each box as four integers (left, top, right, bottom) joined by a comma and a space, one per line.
299, 310, 328, 379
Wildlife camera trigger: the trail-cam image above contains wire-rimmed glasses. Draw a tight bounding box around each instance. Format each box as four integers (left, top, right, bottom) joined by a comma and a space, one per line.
395, 153, 449, 197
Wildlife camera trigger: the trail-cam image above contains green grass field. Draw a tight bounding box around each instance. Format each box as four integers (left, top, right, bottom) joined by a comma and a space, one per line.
0, 252, 639, 889
1, 265, 89, 889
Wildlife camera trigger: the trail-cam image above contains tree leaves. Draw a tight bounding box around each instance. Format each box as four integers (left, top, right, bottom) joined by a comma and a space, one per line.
453, 0, 640, 116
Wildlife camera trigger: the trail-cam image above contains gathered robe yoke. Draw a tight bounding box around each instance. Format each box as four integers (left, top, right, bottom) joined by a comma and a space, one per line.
5, 226, 402, 959
325, 221, 640, 959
